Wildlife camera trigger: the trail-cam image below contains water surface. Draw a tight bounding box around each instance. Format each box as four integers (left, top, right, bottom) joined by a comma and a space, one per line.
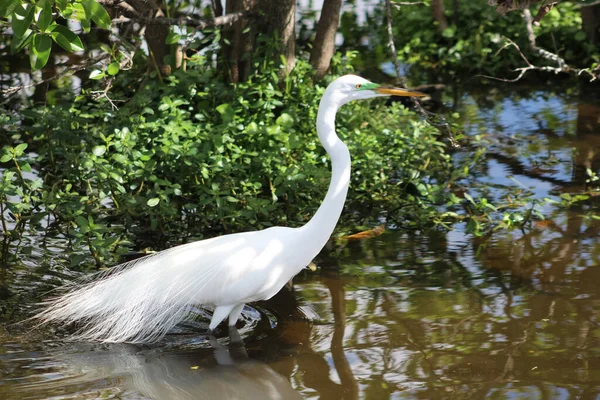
1, 86, 599, 399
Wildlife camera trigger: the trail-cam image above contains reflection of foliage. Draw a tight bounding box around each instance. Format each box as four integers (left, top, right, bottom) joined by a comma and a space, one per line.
289, 211, 600, 397
446, 86, 600, 236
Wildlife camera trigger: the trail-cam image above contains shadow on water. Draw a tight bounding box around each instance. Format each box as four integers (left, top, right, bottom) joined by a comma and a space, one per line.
1, 85, 600, 399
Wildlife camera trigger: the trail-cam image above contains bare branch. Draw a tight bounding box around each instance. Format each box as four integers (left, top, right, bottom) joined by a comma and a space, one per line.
478, 36, 598, 83
392, 1, 426, 6
489, 0, 549, 14
111, 10, 254, 30
533, 2, 558, 25
1, 55, 110, 98
489, 0, 563, 24
523, 9, 567, 70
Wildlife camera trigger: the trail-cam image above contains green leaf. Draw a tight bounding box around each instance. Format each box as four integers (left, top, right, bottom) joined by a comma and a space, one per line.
80, 17, 90, 32
166, 31, 181, 44
463, 192, 475, 205
36, 0, 53, 32
14, 143, 28, 155
30, 33, 52, 70
89, 69, 105, 79
76, 215, 89, 228
55, 0, 68, 12
0, 154, 12, 163
216, 103, 235, 123
107, 61, 120, 75
226, 196, 239, 203
20, 162, 32, 172
442, 26, 455, 39
82, 0, 111, 29
245, 122, 258, 133
147, 198, 160, 207
50, 24, 85, 52
92, 145, 106, 156
10, 29, 33, 54
99, 43, 112, 54
72, 3, 90, 31
276, 113, 294, 128
0, 0, 19, 18
12, 4, 35, 38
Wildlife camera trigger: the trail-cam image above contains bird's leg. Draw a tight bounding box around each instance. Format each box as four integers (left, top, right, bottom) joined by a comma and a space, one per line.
209, 333, 235, 366
228, 325, 249, 359
228, 303, 245, 327
209, 304, 235, 331
228, 325, 243, 344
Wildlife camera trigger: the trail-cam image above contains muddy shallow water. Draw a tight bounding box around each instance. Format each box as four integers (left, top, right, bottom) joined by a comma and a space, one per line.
1, 86, 600, 399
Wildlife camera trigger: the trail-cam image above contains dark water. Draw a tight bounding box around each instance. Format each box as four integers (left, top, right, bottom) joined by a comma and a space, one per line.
1, 86, 600, 399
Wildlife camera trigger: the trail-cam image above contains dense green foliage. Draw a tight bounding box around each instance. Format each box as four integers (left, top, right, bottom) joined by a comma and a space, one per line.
2, 1, 598, 270
1, 56, 476, 268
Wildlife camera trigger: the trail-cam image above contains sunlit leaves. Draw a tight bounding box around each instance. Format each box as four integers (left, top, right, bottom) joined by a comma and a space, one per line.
147, 198, 160, 207
7, 0, 112, 67
107, 62, 120, 76
92, 145, 107, 157
11, 3, 34, 38
10, 29, 33, 54
89, 70, 105, 80
55, 0, 67, 12
216, 103, 235, 123
276, 113, 294, 128
81, 0, 111, 29
50, 24, 84, 52
14, 143, 28, 155
30, 33, 52, 69
35, 0, 52, 32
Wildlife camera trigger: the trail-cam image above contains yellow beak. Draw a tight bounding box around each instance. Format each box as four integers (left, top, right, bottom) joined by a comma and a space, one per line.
375, 86, 426, 97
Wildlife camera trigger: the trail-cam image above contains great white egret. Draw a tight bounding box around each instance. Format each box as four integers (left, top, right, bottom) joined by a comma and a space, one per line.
35, 74, 425, 343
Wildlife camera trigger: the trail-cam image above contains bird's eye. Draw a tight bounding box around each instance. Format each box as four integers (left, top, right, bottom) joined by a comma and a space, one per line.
355, 84, 362, 89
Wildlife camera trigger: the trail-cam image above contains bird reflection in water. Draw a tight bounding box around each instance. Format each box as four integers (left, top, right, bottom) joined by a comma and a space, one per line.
261, 266, 360, 400
15, 328, 302, 400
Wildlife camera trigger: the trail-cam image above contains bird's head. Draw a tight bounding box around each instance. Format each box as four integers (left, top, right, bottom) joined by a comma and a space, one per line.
324, 74, 426, 107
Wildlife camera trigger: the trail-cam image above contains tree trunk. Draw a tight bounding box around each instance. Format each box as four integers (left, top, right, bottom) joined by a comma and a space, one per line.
581, 3, 600, 46
256, 0, 296, 77
223, 0, 257, 83
146, 8, 171, 75
222, 0, 295, 82
125, 0, 170, 75
310, 0, 342, 79
431, 0, 448, 32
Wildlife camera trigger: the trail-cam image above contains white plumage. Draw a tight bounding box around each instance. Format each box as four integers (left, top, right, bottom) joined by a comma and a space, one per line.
35, 75, 425, 343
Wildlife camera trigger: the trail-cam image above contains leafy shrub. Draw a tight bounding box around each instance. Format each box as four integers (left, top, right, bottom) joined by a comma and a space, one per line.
1, 55, 463, 268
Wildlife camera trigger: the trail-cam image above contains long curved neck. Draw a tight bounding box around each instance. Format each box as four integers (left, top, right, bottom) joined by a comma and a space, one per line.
300, 94, 350, 254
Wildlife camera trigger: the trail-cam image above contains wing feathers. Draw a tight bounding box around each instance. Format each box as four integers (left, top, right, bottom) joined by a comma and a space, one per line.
35, 240, 233, 343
